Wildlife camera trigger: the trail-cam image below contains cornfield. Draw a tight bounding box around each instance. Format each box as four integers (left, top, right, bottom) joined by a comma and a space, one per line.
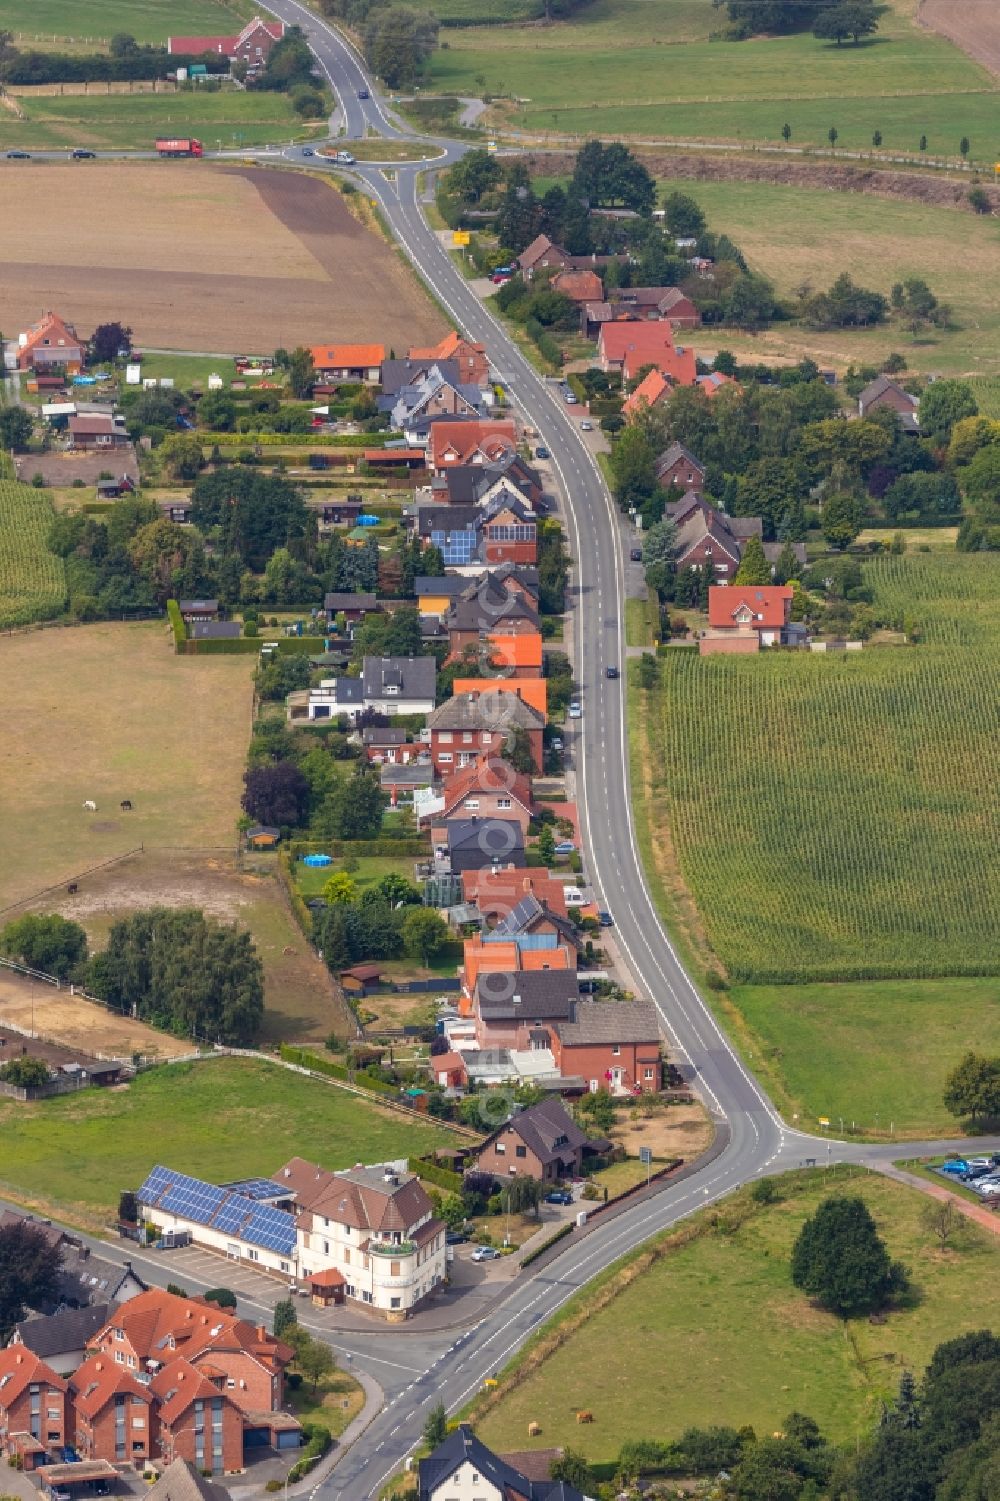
968, 376, 1000, 420
867, 552, 1000, 646
0, 479, 67, 630
645, 555, 1000, 983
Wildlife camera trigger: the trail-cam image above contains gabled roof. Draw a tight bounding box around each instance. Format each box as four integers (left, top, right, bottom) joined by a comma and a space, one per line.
439, 757, 535, 819
13, 1304, 113, 1358
482, 1095, 597, 1166
430, 419, 518, 470
361, 654, 437, 702
858, 375, 919, 411
462, 867, 568, 919
673, 507, 743, 566
447, 577, 540, 634
599, 321, 677, 365
71, 1354, 149, 1418
146, 1459, 231, 1501
86, 1286, 290, 1373
623, 368, 672, 419
0, 1346, 66, 1406
552, 268, 604, 302
656, 441, 705, 479
487, 632, 543, 672
309, 343, 385, 370
419, 1426, 586, 1501
409, 331, 486, 363
696, 371, 739, 398
475, 968, 578, 1020
517, 234, 570, 271
149, 1357, 224, 1426
416, 503, 481, 538
492, 891, 578, 946
279, 1160, 434, 1235
429, 691, 545, 733
415, 574, 468, 599
380, 358, 462, 396
324, 592, 378, 610
18, 310, 82, 363
447, 818, 525, 856
556, 999, 660, 1047
708, 585, 792, 630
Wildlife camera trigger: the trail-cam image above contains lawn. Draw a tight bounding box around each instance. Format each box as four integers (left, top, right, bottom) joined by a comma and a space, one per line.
131, 353, 241, 384
969, 376, 1000, 417
0, 1055, 457, 1229
0, 0, 257, 46
624, 596, 657, 648
730, 977, 1000, 1137
428, 0, 995, 155
0, 621, 255, 910
475, 1168, 1000, 1459
648, 177, 1000, 378
0, 478, 67, 629
294, 855, 418, 900
0, 88, 323, 150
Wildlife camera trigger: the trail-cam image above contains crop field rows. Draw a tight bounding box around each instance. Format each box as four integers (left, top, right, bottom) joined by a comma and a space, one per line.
867, 552, 1000, 645
646, 557, 1000, 984
0, 479, 67, 629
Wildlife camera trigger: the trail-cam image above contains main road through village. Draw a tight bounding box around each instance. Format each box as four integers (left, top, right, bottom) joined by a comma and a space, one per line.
9, 18, 997, 1494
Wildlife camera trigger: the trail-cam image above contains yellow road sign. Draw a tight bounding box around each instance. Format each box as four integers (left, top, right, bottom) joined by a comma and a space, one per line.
452, 230, 471, 246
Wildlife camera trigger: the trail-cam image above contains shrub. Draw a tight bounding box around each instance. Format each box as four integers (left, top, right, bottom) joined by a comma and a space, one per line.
166, 598, 187, 651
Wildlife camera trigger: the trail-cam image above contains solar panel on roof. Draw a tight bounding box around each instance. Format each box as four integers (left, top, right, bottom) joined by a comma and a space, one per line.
211, 1199, 253, 1235
243, 1204, 296, 1255
222, 1178, 287, 1201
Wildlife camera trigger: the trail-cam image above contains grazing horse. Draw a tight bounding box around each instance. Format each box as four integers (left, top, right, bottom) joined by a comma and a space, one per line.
120, 799, 132, 812
67, 883, 78, 894
83, 800, 97, 812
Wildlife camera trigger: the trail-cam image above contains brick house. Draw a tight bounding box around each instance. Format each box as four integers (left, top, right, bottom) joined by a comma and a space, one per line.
449, 677, 548, 718
462, 938, 576, 999
462, 867, 568, 924
308, 343, 385, 383
858, 375, 920, 433
551, 269, 604, 303
655, 442, 706, 492
598, 323, 697, 385
707, 584, 793, 646
16, 311, 84, 373
474, 1096, 603, 1182
622, 369, 673, 421
673, 505, 744, 581
445, 576, 540, 660
443, 817, 526, 875
408, 332, 490, 389
551, 1000, 662, 1094
67, 415, 130, 451
473, 969, 579, 1050
429, 419, 518, 473
516, 235, 574, 279
427, 691, 545, 776
167, 17, 284, 65
425, 757, 535, 833
69, 1355, 152, 1466
361, 728, 420, 766
0, 1348, 68, 1468
149, 1360, 244, 1475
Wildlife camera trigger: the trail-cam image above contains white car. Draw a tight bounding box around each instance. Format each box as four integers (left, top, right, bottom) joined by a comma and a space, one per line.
568, 701, 582, 719
580, 420, 593, 431
471, 1246, 500, 1261
976, 1180, 1000, 1196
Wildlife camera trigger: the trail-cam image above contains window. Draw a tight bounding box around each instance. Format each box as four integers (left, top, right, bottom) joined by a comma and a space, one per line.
132, 1418, 146, 1430
246, 1248, 259, 1262
611, 1045, 620, 1056
390, 1297, 401, 1309
462, 732, 473, 744
390, 1261, 400, 1276
497, 798, 511, 809
495, 1142, 506, 1154
515, 1145, 526, 1158
438, 753, 453, 764
464, 799, 480, 812
344, 1248, 351, 1265
323, 1240, 329, 1255
644, 1067, 654, 1080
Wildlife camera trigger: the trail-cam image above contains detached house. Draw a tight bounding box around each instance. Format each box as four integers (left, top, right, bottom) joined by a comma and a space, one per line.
419, 1424, 587, 1501
68, 414, 129, 451
408, 331, 490, 389
706, 584, 794, 647
362, 655, 437, 715
308, 343, 385, 383
551, 999, 662, 1094
427, 691, 545, 776
429, 418, 518, 473
167, 17, 284, 65
474, 1096, 605, 1183
16, 311, 84, 374
858, 375, 920, 433
655, 442, 706, 492
598, 323, 697, 385
516, 235, 574, 279
443, 817, 526, 875
425, 757, 535, 833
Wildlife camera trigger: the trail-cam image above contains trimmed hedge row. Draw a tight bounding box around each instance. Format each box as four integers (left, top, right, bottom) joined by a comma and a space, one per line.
185, 636, 260, 655
521, 1221, 573, 1267
203, 431, 402, 448
166, 599, 187, 652
288, 838, 428, 858
279, 1044, 399, 1098
410, 1157, 463, 1193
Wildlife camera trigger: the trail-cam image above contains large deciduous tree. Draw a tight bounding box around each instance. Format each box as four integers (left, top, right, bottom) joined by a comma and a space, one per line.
791, 1195, 906, 1317
0, 913, 88, 980
242, 760, 311, 828
0, 1223, 62, 1340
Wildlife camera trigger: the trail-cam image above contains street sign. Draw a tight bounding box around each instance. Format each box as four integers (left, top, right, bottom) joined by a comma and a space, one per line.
452, 230, 471, 246
818, 1117, 830, 1127
639, 1146, 653, 1164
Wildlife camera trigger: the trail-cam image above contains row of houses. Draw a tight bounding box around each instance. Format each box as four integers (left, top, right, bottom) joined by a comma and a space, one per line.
1, 1287, 298, 1477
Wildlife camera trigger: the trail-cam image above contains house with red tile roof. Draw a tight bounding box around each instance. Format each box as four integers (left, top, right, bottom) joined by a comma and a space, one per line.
408, 332, 489, 388
697, 371, 741, 399
552, 269, 604, 303
69, 1354, 153, 1467
622, 368, 672, 421
707, 585, 793, 646
429, 419, 517, 473
308, 343, 385, 383
461, 867, 568, 923
597, 322, 697, 385
0, 1347, 68, 1470
16, 311, 84, 373
149, 1359, 244, 1475
423, 756, 536, 833
167, 17, 283, 64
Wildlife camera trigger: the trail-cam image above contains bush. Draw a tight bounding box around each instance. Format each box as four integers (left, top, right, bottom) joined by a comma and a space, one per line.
410, 1157, 463, 1193
521, 1221, 573, 1267
166, 598, 187, 652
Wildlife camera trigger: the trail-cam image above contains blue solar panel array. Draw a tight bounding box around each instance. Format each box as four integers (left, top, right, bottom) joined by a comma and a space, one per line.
137, 1166, 295, 1257
222, 1178, 288, 1201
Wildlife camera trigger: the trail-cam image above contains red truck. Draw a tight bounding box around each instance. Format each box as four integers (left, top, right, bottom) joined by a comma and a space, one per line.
155, 137, 203, 158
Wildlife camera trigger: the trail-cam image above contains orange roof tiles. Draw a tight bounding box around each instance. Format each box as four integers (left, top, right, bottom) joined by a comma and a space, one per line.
309, 343, 385, 370
450, 676, 548, 716
708, 585, 793, 630
0, 1347, 65, 1406
487, 632, 543, 672
71, 1356, 149, 1419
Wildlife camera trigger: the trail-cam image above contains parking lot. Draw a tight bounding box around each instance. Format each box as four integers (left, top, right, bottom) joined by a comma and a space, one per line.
935, 1153, 1000, 1202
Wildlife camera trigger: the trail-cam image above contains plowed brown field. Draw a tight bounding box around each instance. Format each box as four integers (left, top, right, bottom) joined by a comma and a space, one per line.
919, 0, 1000, 75
0, 162, 446, 352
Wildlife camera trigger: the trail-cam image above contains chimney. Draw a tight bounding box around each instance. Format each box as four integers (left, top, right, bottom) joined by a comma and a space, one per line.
255, 1325, 267, 1341
95, 1361, 103, 1372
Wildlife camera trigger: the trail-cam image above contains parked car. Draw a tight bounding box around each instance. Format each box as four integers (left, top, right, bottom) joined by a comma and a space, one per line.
580, 420, 594, 431
545, 1189, 573, 1205
535, 446, 550, 459
71, 149, 96, 159
630, 547, 643, 562
939, 1159, 969, 1175
471, 1246, 500, 1261
445, 1231, 468, 1245
565, 392, 578, 405
553, 840, 575, 856
490, 271, 513, 285
967, 1157, 993, 1169
606, 665, 619, 679
977, 1181, 1000, 1197
551, 736, 563, 751
598, 911, 614, 928
5, 150, 30, 159
568, 701, 582, 718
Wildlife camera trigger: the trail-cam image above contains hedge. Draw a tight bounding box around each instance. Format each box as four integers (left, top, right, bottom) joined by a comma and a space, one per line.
287, 1424, 332, 1482
289, 838, 428, 858
185, 636, 261, 655
166, 599, 187, 652
521, 1221, 574, 1267
279, 1044, 399, 1097
410, 1157, 463, 1193
202, 431, 402, 448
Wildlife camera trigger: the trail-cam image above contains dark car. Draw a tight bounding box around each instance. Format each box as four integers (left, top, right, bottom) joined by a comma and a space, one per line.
630, 547, 643, 562
302, 147, 314, 157
6, 150, 31, 159
445, 1231, 468, 1245
357, 87, 370, 99
535, 446, 550, 459
598, 911, 614, 928
71, 149, 96, 159
545, 1189, 573, 1206
606, 665, 619, 679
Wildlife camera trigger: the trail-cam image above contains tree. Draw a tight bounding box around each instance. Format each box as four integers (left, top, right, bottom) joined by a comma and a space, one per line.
295, 1331, 336, 1393
962, 444, 1000, 520
814, 3, 882, 45
242, 760, 311, 827
536, 824, 556, 864
662, 190, 706, 239
109, 31, 138, 56
791, 1195, 906, 1317
190, 469, 309, 572
828, 125, 839, 148
642, 517, 677, 567
923, 1198, 961, 1250
610, 426, 657, 510
288, 346, 315, 399
203, 1287, 237, 1309
376, 872, 422, 907
274, 1298, 297, 1338
259, 25, 317, 89
550, 1450, 593, 1489
571, 139, 655, 215
323, 872, 358, 905
88, 908, 264, 1045
968, 186, 991, 214
960, 136, 970, 159
782, 122, 792, 142
0, 1056, 49, 1086
364, 6, 438, 88
919, 133, 928, 152
943, 1052, 1000, 1122
821, 492, 864, 550
447, 149, 502, 202
315, 765, 387, 840
0, 403, 33, 454
577, 1088, 615, 1133
423, 1401, 448, 1450
503, 725, 537, 775
919, 379, 978, 446
733, 535, 771, 585
0, 913, 88, 980
401, 907, 449, 966
772, 539, 800, 584
0, 1222, 62, 1340
873, 128, 883, 147
89, 320, 132, 363
127, 518, 209, 605
159, 433, 205, 482
722, 274, 777, 329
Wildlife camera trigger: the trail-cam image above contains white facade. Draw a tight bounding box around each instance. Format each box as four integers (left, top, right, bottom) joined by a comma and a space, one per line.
427, 1460, 505, 1501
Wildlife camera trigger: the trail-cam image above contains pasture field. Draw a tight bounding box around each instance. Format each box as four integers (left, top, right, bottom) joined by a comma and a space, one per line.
0, 1056, 455, 1229
0, 163, 446, 353
648, 176, 1000, 379
729, 977, 1000, 1136
428, 0, 996, 154
0, 0, 257, 47
0, 88, 320, 151
0, 622, 255, 909
0, 480, 67, 629
475, 1168, 1000, 1458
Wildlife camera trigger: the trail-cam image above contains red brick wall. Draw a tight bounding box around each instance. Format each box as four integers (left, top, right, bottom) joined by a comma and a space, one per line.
476, 1133, 553, 1181
193, 1351, 280, 1413
157, 1399, 243, 1475
551, 1039, 661, 1093
677, 537, 739, 579
74, 1395, 152, 1465
659, 457, 704, 491
1, 1385, 66, 1452
431, 728, 543, 776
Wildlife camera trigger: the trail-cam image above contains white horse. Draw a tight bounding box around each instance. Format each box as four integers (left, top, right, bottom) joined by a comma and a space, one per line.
83, 800, 97, 811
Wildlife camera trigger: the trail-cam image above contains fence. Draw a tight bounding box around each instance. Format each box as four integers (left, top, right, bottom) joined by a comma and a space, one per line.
0, 845, 144, 918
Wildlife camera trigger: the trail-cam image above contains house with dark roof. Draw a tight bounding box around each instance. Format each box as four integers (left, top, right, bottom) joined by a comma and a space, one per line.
380, 357, 462, 397
190, 622, 241, 641
516, 235, 575, 279
551, 1000, 662, 1094
11, 1305, 113, 1378
361, 655, 437, 715
323, 591, 379, 624
419, 1424, 588, 1501
655, 442, 706, 492
473, 969, 579, 1049
858, 375, 920, 432
474, 1096, 606, 1182
443, 818, 526, 874
427, 691, 545, 776
361, 727, 421, 766
385, 364, 484, 432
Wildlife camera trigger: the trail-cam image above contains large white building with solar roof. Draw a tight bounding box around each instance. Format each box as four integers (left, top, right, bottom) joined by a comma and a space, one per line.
137, 1160, 446, 1320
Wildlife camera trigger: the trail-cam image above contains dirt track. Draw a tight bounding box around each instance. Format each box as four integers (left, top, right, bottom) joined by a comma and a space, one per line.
919, 0, 1000, 76
529, 151, 1000, 211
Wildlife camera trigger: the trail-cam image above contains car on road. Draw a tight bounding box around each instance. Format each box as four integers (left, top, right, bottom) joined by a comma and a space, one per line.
606, 665, 619, 679
5, 150, 30, 159
471, 1246, 500, 1261
545, 1189, 573, 1205
565, 392, 578, 405
71, 149, 96, 159
336, 150, 355, 164
580, 420, 594, 431
357, 87, 370, 98
445, 1231, 468, 1245
598, 911, 614, 927
630, 547, 643, 562
535, 446, 550, 459
568, 700, 582, 718
553, 840, 575, 856
302, 147, 314, 157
